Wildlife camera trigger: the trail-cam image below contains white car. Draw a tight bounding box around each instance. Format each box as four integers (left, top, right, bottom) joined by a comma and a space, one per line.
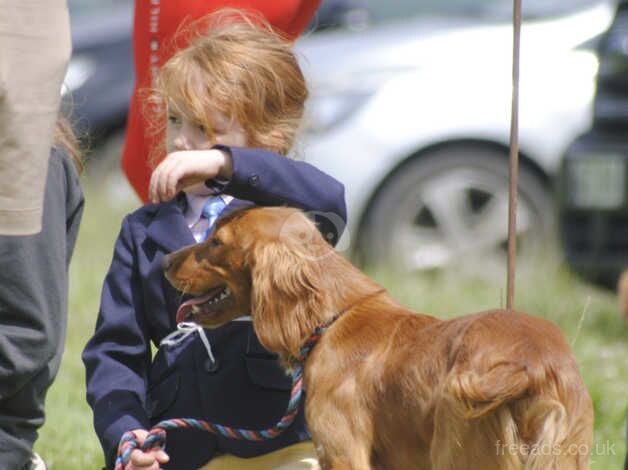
297, 0, 615, 272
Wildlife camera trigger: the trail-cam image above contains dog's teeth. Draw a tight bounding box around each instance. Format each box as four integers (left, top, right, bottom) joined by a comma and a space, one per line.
192, 305, 200, 313
224, 287, 231, 296
219, 291, 227, 300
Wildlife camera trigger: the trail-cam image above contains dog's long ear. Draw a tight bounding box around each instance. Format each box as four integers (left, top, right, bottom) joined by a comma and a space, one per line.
249, 216, 332, 358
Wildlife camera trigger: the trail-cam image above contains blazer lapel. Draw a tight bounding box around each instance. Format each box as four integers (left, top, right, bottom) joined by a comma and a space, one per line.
146, 199, 196, 252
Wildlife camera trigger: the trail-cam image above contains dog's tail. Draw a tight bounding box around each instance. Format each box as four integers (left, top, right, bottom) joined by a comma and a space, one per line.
446, 362, 591, 469
446, 361, 530, 419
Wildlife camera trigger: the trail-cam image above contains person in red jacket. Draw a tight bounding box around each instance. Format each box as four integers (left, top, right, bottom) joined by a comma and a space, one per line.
122, 1, 321, 202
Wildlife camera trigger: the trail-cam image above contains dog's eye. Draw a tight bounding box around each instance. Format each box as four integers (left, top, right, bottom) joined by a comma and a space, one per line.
210, 237, 222, 247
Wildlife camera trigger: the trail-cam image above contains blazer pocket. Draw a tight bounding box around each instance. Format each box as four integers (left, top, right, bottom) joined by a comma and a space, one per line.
244, 355, 292, 392
147, 370, 180, 419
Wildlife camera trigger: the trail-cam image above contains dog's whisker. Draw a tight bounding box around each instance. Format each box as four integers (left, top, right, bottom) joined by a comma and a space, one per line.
176, 282, 192, 303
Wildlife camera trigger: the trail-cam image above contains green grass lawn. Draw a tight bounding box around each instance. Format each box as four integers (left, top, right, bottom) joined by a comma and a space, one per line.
35, 173, 628, 468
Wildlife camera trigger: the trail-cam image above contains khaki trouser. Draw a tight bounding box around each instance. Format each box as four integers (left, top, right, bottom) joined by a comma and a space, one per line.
0, 0, 71, 235
199, 441, 320, 470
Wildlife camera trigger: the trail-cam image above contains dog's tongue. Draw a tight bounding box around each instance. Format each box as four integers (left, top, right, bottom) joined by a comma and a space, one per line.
176, 292, 215, 323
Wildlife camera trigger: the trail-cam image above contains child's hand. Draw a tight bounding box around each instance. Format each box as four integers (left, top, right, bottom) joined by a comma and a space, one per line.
148, 149, 233, 203
128, 428, 170, 469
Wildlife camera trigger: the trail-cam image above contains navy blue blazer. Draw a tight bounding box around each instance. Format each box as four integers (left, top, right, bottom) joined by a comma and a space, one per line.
82, 146, 346, 469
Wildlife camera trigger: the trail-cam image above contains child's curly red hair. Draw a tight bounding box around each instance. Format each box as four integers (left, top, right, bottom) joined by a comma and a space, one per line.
145, 8, 308, 168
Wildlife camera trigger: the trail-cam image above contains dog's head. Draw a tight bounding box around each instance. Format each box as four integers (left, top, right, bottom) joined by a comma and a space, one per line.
163, 206, 334, 356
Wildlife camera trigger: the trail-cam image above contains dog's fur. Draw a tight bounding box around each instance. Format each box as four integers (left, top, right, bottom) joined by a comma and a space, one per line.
163, 206, 593, 470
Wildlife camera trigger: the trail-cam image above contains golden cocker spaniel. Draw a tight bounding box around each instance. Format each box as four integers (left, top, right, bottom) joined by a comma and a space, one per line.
162, 206, 593, 470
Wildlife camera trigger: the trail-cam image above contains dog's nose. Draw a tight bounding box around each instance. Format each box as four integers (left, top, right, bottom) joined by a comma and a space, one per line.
161, 253, 173, 271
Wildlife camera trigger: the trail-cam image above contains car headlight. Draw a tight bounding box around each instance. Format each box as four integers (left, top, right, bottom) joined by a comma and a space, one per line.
303, 91, 371, 134
61, 54, 96, 96
566, 154, 626, 209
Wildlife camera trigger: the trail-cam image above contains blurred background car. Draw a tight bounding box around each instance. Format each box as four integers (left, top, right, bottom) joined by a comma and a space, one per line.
62, 0, 133, 144
559, 0, 628, 288
64, 0, 617, 274
298, 0, 615, 273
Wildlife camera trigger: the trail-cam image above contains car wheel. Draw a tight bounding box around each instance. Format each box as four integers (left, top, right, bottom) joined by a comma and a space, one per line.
357, 146, 555, 275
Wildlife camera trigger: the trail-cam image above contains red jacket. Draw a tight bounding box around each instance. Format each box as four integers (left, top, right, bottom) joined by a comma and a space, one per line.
122, 1, 321, 201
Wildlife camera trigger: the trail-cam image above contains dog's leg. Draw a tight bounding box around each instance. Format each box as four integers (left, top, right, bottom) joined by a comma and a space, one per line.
430, 399, 523, 470
318, 453, 370, 470
307, 398, 374, 470
327, 461, 360, 470
311, 430, 373, 470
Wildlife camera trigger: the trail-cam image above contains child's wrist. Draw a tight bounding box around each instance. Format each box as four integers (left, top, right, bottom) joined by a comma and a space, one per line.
216, 148, 234, 179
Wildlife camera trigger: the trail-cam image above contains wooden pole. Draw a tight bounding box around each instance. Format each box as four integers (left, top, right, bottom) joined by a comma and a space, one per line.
507, 0, 522, 311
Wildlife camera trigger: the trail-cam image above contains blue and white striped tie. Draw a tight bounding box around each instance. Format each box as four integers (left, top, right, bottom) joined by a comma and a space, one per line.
199, 196, 227, 243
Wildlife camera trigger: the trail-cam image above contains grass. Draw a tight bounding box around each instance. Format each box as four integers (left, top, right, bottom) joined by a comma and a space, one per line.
34, 170, 628, 468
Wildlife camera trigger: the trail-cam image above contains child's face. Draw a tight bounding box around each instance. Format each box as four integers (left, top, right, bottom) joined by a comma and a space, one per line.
166, 107, 247, 153
166, 106, 248, 195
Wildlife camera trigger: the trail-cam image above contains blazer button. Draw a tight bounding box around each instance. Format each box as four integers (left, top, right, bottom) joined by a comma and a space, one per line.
204, 357, 220, 373
248, 174, 260, 186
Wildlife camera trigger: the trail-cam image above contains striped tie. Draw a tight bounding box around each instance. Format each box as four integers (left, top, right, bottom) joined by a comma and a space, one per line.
199, 196, 227, 243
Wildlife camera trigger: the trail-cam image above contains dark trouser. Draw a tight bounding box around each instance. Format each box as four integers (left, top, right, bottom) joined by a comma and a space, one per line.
0, 147, 82, 469
0, 229, 67, 470
0, 362, 59, 469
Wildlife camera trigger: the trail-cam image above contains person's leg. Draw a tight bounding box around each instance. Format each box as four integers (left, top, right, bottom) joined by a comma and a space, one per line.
0, 367, 55, 470
0, 149, 79, 468
199, 441, 320, 470
0, 0, 70, 235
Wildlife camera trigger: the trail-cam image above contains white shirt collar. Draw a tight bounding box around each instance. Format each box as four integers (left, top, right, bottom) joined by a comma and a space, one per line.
183, 192, 234, 242
184, 192, 207, 228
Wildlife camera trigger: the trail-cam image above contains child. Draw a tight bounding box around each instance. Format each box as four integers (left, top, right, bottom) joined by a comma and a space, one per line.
122, 0, 321, 201
82, 10, 346, 470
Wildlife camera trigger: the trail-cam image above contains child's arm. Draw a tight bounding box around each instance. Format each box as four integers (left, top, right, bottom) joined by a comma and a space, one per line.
82, 216, 153, 468
222, 146, 344, 213
149, 146, 347, 244
148, 149, 231, 203
224, 146, 348, 245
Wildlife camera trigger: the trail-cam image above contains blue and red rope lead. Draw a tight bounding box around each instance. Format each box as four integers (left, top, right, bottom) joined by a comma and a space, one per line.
114, 331, 320, 470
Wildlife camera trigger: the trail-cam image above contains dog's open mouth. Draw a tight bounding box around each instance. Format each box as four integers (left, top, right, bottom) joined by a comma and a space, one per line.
176, 285, 231, 323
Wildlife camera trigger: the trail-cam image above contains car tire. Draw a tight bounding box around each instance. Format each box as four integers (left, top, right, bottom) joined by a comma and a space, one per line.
357, 146, 556, 275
